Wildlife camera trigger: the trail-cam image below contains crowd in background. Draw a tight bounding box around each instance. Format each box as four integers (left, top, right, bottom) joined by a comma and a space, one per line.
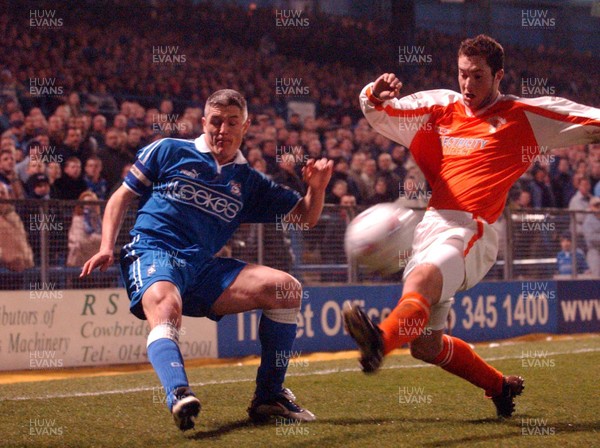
0, 0, 599, 275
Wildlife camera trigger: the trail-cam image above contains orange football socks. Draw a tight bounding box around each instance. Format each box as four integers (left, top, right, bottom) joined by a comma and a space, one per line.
432, 334, 504, 397
379, 293, 431, 354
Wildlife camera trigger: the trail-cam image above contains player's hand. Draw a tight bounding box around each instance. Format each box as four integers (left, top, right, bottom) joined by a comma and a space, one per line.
302, 158, 333, 192
80, 248, 114, 277
372, 73, 403, 101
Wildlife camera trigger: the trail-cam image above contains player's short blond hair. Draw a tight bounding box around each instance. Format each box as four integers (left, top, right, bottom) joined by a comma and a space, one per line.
205, 89, 248, 121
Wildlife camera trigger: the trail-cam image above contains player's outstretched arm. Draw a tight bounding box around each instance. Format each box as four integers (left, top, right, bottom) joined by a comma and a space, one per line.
287, 158, 333, 228
359, 73, 449, 149
80, 185, 138, 277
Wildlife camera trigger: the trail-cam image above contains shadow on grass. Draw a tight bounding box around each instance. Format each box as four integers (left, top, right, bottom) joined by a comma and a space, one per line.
187, 416, 402, 439
189, 415, 461, 439
420, 418, 600, 447
187, 414, 600, 444
188, 419, 256, 439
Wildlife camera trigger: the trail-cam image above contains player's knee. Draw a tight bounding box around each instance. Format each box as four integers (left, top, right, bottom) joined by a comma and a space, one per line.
405, 264, 443, 304
264, 272, 302, 309
142, 285, 182, 326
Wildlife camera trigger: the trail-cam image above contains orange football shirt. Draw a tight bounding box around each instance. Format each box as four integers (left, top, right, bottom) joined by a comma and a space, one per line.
360, 85, 600, 223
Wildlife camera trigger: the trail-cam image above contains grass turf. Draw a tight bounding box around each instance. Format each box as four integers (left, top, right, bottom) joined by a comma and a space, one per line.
0, 337, 598, 448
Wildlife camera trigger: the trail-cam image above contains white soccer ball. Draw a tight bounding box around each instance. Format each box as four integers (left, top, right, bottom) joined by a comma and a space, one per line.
345, 203, 419, 275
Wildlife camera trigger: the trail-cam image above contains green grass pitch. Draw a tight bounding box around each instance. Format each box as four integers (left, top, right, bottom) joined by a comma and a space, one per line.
0, 336, 598, 448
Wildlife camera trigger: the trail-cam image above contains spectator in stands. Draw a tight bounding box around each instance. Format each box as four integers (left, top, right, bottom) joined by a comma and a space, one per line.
391, 145, 408, 172
583, 197, 600, 277
361, 158, 377, 199
58, 127, 94, 167
245, 147, 263, 166
67, 191, 102, 267
47, 161, 61, 187
98, 128, 134, 190
25, 173, 51, 200
252, 158, 268, 175
590, 160, 600, 196
556, 233, 588, 276
348, 152, 369, 204
261, 139, 278, 174
113, 114, 128, 132
6, 116, 27, 151
76, 114, 98, 155
574, 160, 588, 177
569, 176, 593, 231
0, 149, 25, 199
91, 115, 107, 147
66, 92, 82, 118
126, 127, 144, 155
16, 140, 42, 183
0, 97, 18, 132
327, 158, 361, 200
325, 140, 343, 161
52, 156, 88, 200
84, 96, 101, 117
516, 190, 532, 209
47, 116, 65, 148
0, 183, 34, 272
367, 175, 397, 205
528, 165, 556, 208
272, 153, 305, 195
556, 232, 588, 275
84, 156, 109, 200
24, 158, 46, 184
551, 157, 575, 208
326, 179, 349, 204
322, 193, 357, 282
306, 139, 323, 159
377, 152, 402, 195
159, 99, 174, 116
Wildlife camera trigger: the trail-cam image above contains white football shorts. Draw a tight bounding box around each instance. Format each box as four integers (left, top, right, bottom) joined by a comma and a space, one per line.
402, 208, 499, 330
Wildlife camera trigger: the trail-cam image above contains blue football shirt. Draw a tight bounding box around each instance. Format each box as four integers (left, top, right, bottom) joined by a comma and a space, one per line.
123, 136, 302, 255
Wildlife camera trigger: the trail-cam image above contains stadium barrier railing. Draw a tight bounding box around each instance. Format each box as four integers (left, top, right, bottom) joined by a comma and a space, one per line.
0, 199, 598, 289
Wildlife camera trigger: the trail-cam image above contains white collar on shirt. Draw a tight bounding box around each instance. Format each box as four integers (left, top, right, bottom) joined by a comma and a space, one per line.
194, 134, 248, 171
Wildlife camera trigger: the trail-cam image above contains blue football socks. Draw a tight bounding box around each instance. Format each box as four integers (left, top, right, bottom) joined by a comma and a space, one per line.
147, 337, 190, 410
255, 313, 297, 401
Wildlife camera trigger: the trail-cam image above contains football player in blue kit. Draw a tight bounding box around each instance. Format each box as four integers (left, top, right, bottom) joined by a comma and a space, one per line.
81, 89, 333, 431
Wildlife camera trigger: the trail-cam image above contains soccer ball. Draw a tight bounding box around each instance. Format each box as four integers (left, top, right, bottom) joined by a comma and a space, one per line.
344, 203, 419, 275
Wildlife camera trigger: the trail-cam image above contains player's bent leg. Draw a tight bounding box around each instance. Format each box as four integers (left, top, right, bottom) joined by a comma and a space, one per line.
343, 263, 441, 374
379, 263, 442, 352
415, 332, 524, 418
210, 264, 302, 314
210, 265, 315, 423
142, 281, 200, 431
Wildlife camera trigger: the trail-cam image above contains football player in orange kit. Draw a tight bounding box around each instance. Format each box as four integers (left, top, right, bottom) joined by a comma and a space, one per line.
344, 34, 600, 417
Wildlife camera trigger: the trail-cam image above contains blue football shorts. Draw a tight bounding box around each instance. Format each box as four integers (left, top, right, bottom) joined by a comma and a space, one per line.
119, 235, 246, 321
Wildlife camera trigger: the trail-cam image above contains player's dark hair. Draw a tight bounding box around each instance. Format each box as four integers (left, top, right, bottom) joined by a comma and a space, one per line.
458, 35, 504, 75
205, 89, 248, 120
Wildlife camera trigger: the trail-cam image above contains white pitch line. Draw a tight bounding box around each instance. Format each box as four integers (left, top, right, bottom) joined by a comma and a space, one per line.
1, 347, 598, 402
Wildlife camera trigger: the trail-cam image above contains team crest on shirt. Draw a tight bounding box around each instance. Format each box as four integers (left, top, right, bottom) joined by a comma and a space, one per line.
487, 116, 507, 133
435, 126, 451, 135
147, 264, 156, 276
229, 181, 242, 197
